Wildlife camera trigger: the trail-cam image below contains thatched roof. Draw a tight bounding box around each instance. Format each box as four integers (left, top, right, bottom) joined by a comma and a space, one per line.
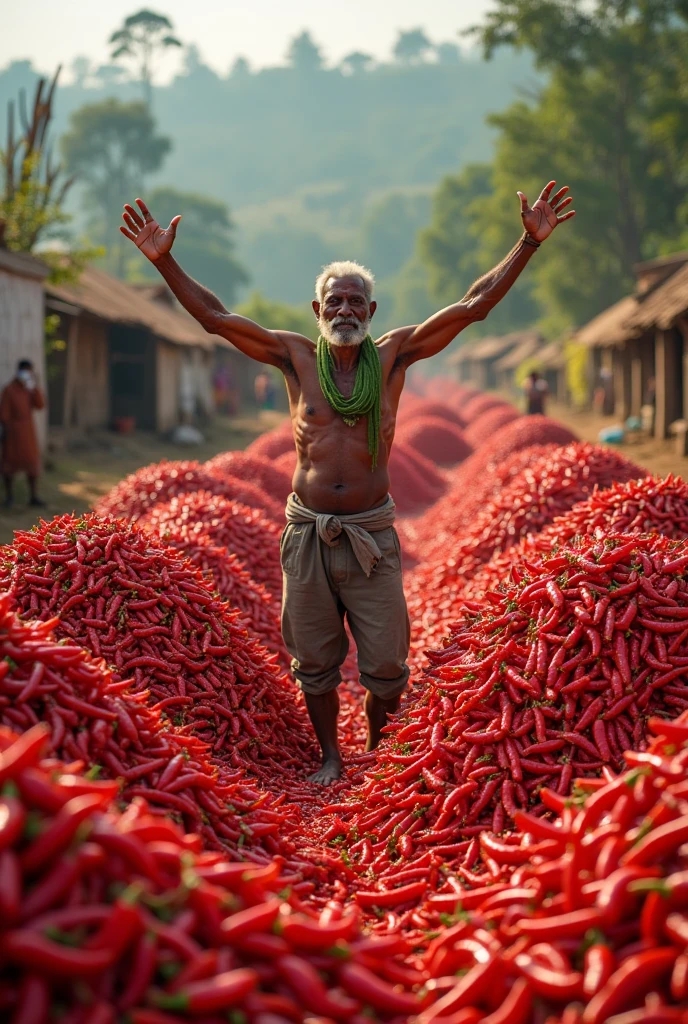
47, 266, 225, 350
576, 295, 639, 348
495, 331, 543, 371
536, 339, 566, 369
0, 248, 49, 281
625, 262, 688, 334
447, 330, 529, 366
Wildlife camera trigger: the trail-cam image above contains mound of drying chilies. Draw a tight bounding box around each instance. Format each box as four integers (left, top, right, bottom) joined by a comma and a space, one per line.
0, 588, 311, 861
93, 459, 284, 524
0, 516, 319, 805
0, 724, 430, 1023
406, 442, 646, 657
314, 530, 688, 894
1, 711, 686, 1022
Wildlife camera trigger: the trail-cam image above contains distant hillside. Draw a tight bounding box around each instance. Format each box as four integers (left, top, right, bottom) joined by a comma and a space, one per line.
0, 51, 538, 307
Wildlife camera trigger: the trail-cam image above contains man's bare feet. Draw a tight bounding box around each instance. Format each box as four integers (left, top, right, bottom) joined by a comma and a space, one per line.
308, 758, 343, 786
365, 691, 401, 751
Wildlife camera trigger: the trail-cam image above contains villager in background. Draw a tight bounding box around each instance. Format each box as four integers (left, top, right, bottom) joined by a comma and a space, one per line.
524, 369, 548, 415
255, 371, 276, 411
0, 360, 46, 508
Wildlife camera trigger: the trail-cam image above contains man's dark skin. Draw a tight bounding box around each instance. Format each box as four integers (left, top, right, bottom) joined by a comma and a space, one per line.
121, 181, 575, 784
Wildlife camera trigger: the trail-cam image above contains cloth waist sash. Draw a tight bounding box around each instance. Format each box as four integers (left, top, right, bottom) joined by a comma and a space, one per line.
284, 492, 396, 577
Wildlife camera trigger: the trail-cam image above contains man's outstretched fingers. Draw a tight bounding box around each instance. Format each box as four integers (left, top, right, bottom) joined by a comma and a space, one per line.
549, 185, 569, 206
136, 198, 152, 222
167, 214, 182, 236
554, 196, 574, 214
516, 191, 529, 214
122, 212, 140, 234
538, 180, 557, 201
124, 204, 144, 229
557, 209, 576, 222
120, 226, 137, 241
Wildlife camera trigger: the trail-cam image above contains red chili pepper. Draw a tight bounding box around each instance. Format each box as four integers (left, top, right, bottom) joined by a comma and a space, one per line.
583, 943, 616, 997
622, 814, 688, 867
480, 976, 531, 1024
0, 724, 49, 785
276, 955, 359, 1019
338, 961, 423, 1013
583, 947, 676, 1024
1, 929, 115, 976
355, 879, 426, 908
514, 953, 584, 1001
151, 967, 258, 1013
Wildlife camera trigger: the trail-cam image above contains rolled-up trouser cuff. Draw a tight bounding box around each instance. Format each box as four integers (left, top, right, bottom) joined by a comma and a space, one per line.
360, 665, 410, 700
293, 662, 342, 696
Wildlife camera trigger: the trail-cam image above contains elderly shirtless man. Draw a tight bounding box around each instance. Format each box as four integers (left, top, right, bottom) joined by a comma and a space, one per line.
121, 181, 575, 784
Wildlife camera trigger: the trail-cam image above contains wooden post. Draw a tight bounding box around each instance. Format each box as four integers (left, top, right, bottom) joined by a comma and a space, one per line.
655, 330, 668, 440
613, 346, 631, 421
62, 315, 79, 437
629, 338, 643, 417
655, 329, 682, 439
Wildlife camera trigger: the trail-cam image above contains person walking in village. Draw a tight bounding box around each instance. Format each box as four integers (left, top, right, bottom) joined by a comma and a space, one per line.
524, 369, 548, 415
121, 180, 576, 784
0, 359, 46, 509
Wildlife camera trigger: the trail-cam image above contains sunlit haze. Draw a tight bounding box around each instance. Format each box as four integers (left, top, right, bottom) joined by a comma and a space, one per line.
3, 0, 494, 79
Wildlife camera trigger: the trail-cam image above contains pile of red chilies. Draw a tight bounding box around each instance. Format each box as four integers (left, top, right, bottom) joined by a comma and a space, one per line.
405, 442, 645, 659
408, 415, 578, 558
311, 531, 688, 903
396, 416, 473, 467
410, 710, 688, 1022
0, 515, 320, 795
204, 451, 293, 504
93, 460, 283, 524
2, 710, 686, 1022
0, 591, 312, 857
0, 724, 428, 1023
465, 475, 688, 606
139, 493, 284, 599
463, 404, 520, 449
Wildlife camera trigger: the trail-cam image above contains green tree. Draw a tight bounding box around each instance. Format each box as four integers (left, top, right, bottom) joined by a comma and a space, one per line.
467, 0, 688, 329
286, 31, 324, 72
435, 42, 462, 66
229, 57, 251, 79
235, 291, 317, 340
0, 68, 74, 252
61, 99, 171, 272
418, 162, 540, 335
109, 8, 182, 107
393, 29, 433, 65
134, 186, 248, 304
94, 64, 128, 89
341, 52, 375, 75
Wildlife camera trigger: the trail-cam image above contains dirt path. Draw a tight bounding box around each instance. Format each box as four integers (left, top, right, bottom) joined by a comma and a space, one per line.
549, 401, 686, 479
0, 412, 285, 545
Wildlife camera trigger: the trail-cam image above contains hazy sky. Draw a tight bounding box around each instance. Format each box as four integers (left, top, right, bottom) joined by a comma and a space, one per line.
4, 0, 495, 79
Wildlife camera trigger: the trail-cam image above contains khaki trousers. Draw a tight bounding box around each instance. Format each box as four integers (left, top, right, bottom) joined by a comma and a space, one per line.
280, 522, 410, 698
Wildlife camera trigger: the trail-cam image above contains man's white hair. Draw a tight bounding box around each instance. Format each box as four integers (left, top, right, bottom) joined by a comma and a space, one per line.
315, 260, 375, 304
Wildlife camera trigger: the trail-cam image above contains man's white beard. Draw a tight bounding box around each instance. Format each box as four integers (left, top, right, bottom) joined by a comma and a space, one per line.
319, 314, 370, 348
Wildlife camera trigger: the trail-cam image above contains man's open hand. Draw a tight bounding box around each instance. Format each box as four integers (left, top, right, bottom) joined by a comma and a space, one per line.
517, 181, 575, 243
120, 198, 181, 262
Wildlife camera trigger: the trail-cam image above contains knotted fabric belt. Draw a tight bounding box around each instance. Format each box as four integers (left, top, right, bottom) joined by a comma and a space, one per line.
284, 492, 396, 577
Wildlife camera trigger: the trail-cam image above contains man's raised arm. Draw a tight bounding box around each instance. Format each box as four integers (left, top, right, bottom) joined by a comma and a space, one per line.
397, 181, 575, 365
120, 198, 291, 368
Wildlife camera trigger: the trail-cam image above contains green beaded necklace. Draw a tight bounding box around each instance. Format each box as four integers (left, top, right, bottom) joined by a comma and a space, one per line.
316, 334, 382, 470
